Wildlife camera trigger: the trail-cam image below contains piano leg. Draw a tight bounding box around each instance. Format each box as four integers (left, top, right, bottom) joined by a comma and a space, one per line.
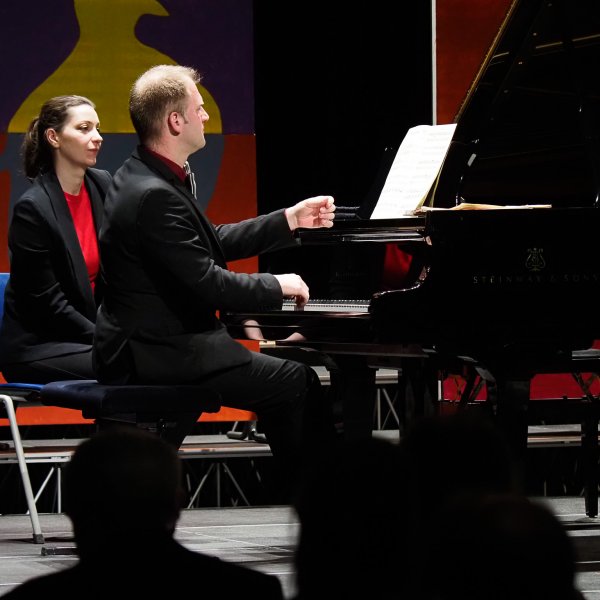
328, 356, 377, 442
327, 356, 439, 442
575, 371, 600, 518
396, 357, 438, 436
489, 376, 530, 492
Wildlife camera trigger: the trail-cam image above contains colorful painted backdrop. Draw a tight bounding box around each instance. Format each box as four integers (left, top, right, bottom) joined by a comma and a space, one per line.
0, 0, 255, 271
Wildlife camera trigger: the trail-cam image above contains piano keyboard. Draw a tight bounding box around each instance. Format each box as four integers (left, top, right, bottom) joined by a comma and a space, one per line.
281, 298, 369, 313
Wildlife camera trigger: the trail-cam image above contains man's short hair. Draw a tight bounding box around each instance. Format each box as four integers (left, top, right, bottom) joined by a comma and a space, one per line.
129, 64, 202, 144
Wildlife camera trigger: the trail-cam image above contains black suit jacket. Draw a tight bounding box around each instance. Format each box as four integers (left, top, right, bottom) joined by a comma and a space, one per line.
0, 168, 111, 366
94, 146, 299, 384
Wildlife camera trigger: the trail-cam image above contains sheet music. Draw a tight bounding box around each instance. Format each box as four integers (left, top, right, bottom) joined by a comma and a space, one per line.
370, 123, 457, 219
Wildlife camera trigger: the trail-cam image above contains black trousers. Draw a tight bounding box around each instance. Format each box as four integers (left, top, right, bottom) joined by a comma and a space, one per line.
2, 349, 94, 383
191, 352, 337, 501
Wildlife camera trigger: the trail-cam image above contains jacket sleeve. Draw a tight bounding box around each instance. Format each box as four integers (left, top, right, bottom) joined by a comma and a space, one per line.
215, 209, 299, 262
136, 188, 283, 312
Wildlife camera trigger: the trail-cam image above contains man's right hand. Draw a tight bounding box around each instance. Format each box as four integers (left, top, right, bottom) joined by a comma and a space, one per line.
273, 273, 309, 307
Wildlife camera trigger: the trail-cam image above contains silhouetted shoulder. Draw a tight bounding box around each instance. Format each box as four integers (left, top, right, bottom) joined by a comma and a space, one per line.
2, 546, 284, 600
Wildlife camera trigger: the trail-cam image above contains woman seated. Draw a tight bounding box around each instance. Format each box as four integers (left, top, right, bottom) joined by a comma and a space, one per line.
0, 95, 111, 382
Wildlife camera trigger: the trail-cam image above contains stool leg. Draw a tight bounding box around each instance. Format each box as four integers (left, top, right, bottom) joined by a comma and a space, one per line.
160, 411, 202, 448
1, 395, 44, 543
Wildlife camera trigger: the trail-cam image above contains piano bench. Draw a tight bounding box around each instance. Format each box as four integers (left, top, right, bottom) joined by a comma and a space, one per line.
39, 380, 222, 445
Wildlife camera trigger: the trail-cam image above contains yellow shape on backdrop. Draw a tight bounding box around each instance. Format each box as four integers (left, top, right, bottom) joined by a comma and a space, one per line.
8, 0, 222, 133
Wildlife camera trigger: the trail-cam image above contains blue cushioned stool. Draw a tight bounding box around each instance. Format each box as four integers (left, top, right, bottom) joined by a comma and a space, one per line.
40, 380, 222, 446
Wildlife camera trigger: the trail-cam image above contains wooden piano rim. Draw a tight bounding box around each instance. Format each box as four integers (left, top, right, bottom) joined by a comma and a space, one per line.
269, 339, 431, 358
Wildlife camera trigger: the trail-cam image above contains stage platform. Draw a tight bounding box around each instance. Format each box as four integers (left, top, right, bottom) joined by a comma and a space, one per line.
0, 499, 600, 599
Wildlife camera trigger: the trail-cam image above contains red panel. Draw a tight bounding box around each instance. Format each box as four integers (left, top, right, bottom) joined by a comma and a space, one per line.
436, 0, 512, 124
0, 406, 92, 426
200, 407, 257, 422
0, 405, 257, 427
207, 134, 258, 275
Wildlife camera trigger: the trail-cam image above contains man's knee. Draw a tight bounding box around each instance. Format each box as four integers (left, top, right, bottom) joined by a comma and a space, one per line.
289, 361, 322, 400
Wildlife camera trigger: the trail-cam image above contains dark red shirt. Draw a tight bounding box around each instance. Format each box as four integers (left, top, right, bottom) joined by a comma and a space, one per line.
145, 147, 187, 182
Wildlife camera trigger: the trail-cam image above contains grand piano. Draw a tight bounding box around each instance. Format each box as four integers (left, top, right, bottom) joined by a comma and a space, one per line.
225, 0, 600, 505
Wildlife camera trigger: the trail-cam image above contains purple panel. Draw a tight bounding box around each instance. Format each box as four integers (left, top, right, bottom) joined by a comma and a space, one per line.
135, 0, 254, 134
0, 1, 78, 130
0, 0, 253, 134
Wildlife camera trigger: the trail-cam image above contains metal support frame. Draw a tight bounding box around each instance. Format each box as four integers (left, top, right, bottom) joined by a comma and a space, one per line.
374, 386, 400, 430
186, 460, 255, 508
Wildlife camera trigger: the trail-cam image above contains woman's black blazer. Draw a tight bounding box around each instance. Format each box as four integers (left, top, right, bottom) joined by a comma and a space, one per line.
0, 168, 111, 366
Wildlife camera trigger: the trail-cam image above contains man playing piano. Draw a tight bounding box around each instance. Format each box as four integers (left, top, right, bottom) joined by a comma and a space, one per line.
93, 64, 337, 502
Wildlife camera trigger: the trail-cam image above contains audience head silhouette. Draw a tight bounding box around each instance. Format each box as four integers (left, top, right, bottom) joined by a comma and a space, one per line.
396, 411, 520, 595
292, 436, 408, 599
64, 426, 184, 556
427, 493, 584, 600
4, 426, 285, 599
400, 411, 517, 518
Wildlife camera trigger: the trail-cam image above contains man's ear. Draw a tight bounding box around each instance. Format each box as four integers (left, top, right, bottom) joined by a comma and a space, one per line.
167, 111, 181, 135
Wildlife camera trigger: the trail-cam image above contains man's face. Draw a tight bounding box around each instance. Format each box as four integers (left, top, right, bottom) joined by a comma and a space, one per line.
181, 80, 209, 154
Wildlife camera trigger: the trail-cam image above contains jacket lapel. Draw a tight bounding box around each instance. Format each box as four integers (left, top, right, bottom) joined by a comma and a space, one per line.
40, 171, 97, 317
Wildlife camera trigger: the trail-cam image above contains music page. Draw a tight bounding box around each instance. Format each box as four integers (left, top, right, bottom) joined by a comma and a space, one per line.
370, 123, 457, 219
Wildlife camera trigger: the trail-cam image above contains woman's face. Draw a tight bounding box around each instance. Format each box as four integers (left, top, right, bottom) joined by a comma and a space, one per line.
47, 104, 103, 171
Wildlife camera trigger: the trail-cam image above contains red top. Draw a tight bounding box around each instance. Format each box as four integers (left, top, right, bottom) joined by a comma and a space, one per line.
64, 184, 99, 292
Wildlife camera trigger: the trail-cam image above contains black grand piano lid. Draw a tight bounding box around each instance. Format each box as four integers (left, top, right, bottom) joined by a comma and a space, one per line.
433, 0, 600, 209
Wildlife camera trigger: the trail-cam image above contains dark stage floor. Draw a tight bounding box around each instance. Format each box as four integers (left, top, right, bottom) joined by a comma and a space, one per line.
0, 498, 600, 599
